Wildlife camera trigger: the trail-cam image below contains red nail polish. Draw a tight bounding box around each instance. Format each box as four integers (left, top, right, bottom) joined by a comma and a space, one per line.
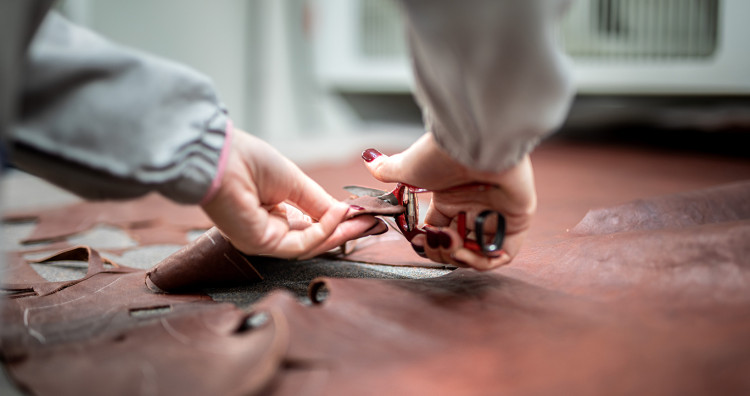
438, 231, 452, 249
411, 243, 426, 257
426, 229, 440, 249
361, 148, 382, 162
349, 205, 365, 211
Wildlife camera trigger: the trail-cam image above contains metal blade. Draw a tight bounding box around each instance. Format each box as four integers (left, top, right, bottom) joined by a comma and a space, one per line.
343, 185, 399, 206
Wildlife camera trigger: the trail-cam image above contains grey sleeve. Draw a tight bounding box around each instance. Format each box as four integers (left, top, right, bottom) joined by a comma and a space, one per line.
399, 0, 575, 173
9, 12, 229, 204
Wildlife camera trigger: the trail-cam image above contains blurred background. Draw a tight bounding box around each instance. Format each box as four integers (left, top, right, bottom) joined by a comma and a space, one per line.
55, 0, 750, 164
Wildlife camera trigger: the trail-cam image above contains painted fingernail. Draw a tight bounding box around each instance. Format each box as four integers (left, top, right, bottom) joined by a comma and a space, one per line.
438, 231, 452, 249
361, 148, 382, 162
349, 205, 365, 211
426, 228, 440, 249
411, 243, 426, 257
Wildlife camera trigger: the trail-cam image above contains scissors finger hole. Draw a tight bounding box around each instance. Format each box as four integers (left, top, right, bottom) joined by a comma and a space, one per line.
475, 210, 506, 254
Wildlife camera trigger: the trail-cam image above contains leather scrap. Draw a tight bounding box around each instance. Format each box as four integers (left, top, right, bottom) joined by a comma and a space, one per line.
340, 193, 449, 269
3, 193, 212, 246
0, 248, 286, 396
344, 195, 405, 218
146, 227, 262, 293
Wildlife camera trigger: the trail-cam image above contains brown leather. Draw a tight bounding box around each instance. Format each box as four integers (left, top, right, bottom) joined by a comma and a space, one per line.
3, 193, 212, 246
344, 195, 405, 218
146, 227, 262, 292
0, 248, 286, 396
2, 139, 750, 395
340, 194, 447, 268
252, 181, 750, 395
2, 182, 749, 395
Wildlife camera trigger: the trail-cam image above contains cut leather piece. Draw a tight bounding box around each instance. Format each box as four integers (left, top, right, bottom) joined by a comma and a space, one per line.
0, 247, 287, 396
343, 195, 405, 219
3, 193, 212, 245
331, 228, 452, 269
340, 192, 449, 268
2, 246, 133, 298
146, 227, 262, 292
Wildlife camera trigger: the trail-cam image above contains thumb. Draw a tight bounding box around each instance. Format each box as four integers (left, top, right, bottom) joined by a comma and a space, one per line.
361, 148, 405, 183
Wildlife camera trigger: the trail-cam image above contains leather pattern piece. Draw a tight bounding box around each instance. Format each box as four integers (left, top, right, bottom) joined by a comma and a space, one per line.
340, 192, 450, 269
344, 195, 405, 218
3, 193, 212, 246
250, 181, 750, 395
146, 227, 262, 292
0, 248, 286, 396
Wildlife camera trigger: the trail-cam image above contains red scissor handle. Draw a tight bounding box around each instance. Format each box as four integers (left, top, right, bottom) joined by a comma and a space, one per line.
392, 183, 505, 257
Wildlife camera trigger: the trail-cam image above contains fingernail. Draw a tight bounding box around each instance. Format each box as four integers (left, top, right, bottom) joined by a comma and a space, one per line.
426, 228, 440, 249
349, 205, 365, 211
361, 148, 382, 163
411, 243, 426, 257
438, 231, 452, 249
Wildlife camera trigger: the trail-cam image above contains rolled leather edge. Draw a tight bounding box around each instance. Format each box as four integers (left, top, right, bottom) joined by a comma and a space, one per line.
146, 227, 262, 293
344, 195, 405, 219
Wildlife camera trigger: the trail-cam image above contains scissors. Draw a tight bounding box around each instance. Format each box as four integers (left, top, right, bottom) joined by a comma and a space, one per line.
344, 183, 506, 257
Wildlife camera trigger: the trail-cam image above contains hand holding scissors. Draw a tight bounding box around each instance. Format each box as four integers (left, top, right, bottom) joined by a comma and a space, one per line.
358, 133, 537, 271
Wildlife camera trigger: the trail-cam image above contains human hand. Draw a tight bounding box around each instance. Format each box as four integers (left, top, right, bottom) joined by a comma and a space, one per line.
362, 133, 536, 270
202, 129, 382, 260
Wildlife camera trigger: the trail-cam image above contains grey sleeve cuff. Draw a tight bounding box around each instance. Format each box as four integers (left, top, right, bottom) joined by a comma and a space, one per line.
400, 0, 575, 173
10, 12, 229, 204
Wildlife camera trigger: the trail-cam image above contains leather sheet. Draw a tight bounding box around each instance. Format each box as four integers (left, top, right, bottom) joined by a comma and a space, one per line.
2, 139, 750, 394
3, 182, 748, 395
253, 181, 750, 395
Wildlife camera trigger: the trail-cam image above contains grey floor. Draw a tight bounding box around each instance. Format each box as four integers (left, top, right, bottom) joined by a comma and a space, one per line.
0, 169, 450, 393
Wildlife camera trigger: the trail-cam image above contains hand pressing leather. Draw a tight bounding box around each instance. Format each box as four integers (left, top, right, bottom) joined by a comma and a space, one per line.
202, 129, 381, 260
362, 133, 536, 270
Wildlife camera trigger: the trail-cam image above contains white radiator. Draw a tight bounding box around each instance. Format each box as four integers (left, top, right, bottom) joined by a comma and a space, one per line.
312, 0, 750, 95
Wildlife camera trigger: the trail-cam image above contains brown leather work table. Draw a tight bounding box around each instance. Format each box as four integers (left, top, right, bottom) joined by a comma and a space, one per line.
1, 133, 749, 394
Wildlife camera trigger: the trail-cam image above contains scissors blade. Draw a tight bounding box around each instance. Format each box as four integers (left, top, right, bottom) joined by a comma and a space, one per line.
343, 185, 399, 206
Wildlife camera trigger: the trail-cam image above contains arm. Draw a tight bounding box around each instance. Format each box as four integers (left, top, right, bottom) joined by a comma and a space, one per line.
398, 0, 574, 172
11, 12, 228, 204
364, 0, 575, 270
10, 12, 379, 258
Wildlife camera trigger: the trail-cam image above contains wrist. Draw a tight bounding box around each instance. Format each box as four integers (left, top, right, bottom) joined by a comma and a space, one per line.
200, 119, 234, 205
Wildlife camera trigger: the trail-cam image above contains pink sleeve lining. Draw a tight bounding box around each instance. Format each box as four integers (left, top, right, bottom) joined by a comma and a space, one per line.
200, 119, 233, 205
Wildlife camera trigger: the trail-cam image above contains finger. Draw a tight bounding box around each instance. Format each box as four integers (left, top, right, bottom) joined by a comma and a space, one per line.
298, 216, 384, 260
362, 149, 407, 184
423, 202, 453, 228
268, 202, 349, 259
282, 203, 315, 230
283, 162, 339, 221
421, 226, 454, 264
